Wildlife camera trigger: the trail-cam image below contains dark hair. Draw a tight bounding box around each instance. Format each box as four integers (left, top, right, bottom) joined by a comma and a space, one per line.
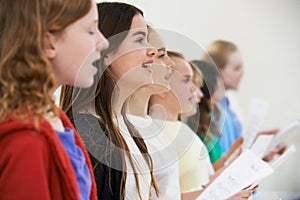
189, 60, 221, 142
60, 2, 158, 199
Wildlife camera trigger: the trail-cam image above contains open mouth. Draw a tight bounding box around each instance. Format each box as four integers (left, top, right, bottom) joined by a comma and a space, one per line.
142, 63, 153, 74
142, 63, 152, 69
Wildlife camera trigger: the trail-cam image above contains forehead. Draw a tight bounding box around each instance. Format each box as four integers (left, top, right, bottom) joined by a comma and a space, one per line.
226, 51, 243, 66
172, 57, 193, 76
148, 30, 165, 49
130, 14, 147, 30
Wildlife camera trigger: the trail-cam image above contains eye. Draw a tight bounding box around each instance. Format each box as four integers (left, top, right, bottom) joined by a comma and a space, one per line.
136, 37, 145, 44
183, 78, 190, 83
158, 53, 166, 58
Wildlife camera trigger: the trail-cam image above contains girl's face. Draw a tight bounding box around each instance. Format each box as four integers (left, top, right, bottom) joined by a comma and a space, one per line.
50, 1, 108, 88
148, 29, 174, 91
106, 14, 157, 88
221, 50, 244, 90
191, 70, 204, 103
212, 77, 224, 103
170, 57, 197, 115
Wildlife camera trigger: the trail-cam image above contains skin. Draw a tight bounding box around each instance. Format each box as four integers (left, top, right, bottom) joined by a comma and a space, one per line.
105, 14, 157, 116
220, 50, 244, 90
47, 1, 109, 88
128, 28, 174, 117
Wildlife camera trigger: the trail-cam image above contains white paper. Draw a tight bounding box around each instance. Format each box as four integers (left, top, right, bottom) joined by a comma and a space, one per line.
250, 134, 274, 158
270, 145, 296, 170
196, 150, 274, 200
266, 120, 300, 154
243, 98, 269, 149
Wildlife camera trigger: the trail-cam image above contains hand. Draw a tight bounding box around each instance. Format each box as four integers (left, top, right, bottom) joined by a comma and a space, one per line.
263, 141, 287, 162
227, 184, 259, 200
213, 137, 243, 171
224, 137, 243, 166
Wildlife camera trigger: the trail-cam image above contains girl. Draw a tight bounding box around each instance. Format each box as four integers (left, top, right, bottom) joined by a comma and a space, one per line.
149, 51, 210, 199
188, 60, 243, 171
0, 0, 108, 199
126, 26, 181, 199
203, 40, 284, 160
60, 2, 158, 199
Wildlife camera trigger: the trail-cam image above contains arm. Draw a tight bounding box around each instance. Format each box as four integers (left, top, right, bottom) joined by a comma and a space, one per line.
254, 129, 287, 162
0, 131, 51, 200
213, 137, 243, 171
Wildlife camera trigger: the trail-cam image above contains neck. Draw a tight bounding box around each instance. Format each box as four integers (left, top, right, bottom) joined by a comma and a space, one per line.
149, 96, 179, 121
113, 81, 151, 117
128, 87, 153, 118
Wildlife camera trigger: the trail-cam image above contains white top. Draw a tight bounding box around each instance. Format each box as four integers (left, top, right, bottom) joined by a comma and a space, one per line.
116, 117, 152, 200
153, 120, 211, 193
127, 114, 181, 200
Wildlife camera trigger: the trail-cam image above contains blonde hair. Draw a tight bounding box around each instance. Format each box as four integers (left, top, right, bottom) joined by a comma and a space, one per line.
203, 40, 238, 69
0, 0, 92, 123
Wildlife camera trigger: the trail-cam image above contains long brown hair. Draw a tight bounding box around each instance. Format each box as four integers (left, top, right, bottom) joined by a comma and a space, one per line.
189, 60, 221, 142
60, 2, 158, 199
0, 0, 92, 123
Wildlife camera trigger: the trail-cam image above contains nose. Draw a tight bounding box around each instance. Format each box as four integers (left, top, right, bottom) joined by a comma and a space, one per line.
166, 55, 175, 68
191, 83, 203, 103
146, 46, 158, 57
96, 30, 109, 52
196, 88, 204, 102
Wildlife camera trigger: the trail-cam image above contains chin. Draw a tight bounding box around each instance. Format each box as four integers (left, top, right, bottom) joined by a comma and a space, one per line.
75, 79, 94, 88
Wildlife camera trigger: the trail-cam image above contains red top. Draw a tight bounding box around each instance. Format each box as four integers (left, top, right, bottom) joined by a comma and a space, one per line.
0, 109, 97, 200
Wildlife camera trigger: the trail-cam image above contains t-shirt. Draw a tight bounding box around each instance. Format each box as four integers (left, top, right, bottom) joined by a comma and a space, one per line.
217, 97, 242, 155
55, 128, 92, 200
117, 117, 152, 200
127, 114, 180, 200
153, 120, 210, 193
46, 114, 92, 200
199, 134, 222, 164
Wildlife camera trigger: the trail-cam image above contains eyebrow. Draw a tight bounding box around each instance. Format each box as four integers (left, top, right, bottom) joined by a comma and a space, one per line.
132, 31, 147, 37
157, 48, 166, 52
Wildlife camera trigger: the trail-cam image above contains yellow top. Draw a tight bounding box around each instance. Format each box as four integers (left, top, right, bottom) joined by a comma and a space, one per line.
154, 120, 210, 193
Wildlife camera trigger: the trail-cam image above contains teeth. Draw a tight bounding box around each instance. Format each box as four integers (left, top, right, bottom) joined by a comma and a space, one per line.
142, 63, 152, 68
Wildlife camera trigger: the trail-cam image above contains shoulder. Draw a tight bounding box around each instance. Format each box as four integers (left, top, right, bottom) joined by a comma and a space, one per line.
0, 130, 50, 158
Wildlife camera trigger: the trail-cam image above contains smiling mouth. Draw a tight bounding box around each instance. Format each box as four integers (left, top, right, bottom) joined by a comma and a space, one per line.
142, 63, 152, 69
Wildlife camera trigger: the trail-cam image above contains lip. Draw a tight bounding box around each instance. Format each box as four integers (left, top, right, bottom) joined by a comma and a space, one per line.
143, 59, 154, 65
142, 59, 154, 74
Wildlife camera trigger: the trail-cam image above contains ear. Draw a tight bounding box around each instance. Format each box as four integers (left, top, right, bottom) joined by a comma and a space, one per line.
44, 32, 57, 59
103, 52, 113, 67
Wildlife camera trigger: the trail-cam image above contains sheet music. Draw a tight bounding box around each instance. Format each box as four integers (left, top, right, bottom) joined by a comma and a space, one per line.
196, 150, 274, 200
266, 120, 300, 154
243, 98, 269, 149
270, 145, 296, 170
250, 134, 274, 158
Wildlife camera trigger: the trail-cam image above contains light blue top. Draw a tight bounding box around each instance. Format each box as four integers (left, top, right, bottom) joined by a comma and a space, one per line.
56, 128, 92, 200
217, 97, 242, 155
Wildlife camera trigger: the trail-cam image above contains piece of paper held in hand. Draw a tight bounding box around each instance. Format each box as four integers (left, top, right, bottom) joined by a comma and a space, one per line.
265, 120, 300, 154
250, 134, 274, 158
243, 98, 269, 149
196, 150, 274, 200
270, 145, 296, 170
